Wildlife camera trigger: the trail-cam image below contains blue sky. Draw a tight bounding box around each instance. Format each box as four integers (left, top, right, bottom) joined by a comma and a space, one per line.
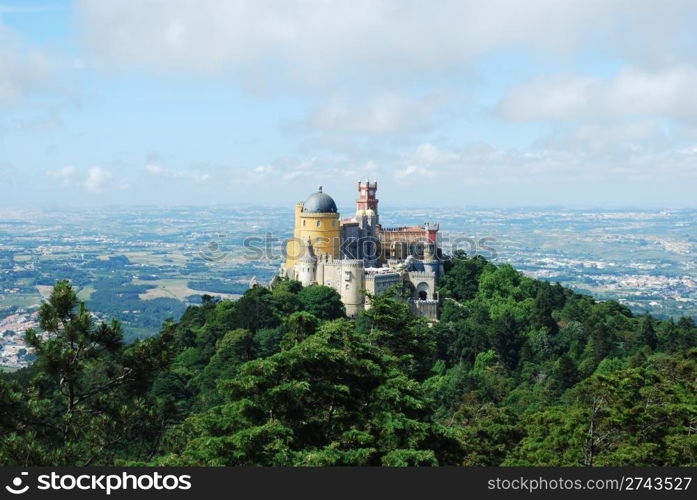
1, 0, 697, 208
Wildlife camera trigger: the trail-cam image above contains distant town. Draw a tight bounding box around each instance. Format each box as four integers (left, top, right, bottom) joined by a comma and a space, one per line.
2, 206, 695, 369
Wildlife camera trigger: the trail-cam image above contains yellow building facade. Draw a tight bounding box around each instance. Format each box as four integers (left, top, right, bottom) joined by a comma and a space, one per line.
284, 187, 341, 269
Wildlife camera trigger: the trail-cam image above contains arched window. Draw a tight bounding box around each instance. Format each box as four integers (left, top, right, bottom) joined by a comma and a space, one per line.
302, 220, 306, 227
316, 220, 321, 227
416, 282, 430, 301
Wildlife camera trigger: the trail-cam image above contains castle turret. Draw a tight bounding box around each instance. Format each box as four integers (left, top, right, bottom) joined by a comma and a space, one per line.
296, 237, 317, 286
422, 240, 440, 278
424, 222, 439, 243
285, 186, 341, 269
356, 180, 379, 225
340, 260, 365, 317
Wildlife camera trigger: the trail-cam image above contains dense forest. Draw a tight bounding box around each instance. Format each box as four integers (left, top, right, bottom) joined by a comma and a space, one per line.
1, 252, 695, 466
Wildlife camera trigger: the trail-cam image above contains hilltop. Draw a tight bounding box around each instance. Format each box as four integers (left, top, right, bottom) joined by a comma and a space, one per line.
0, 253, 695, 466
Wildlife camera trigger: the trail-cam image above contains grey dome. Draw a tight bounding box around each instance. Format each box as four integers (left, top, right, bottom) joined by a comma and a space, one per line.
302, 186, 337, 213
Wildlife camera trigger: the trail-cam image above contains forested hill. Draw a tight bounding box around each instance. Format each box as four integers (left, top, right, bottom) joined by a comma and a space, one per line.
1, 253, 696, 466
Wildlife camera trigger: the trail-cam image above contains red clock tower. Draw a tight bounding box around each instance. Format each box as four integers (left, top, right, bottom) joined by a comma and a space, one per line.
356, 180, 379, 217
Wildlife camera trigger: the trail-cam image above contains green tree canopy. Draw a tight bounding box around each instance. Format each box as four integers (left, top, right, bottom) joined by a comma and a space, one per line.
297, 285, 345, 321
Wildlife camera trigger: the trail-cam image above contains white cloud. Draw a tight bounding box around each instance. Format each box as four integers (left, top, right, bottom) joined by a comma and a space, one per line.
308, 92, 446, 134
46, 165, 76, 179
498, 76, 599, 122
393, 144, 461, 184
144, 163, 211, 182
46, 165, 76, 185
145, 163, 164, 175
172, 170, 210, 182
499, 66, 697, 121
0, 20, 55, 104
385, 133, 697, 193
394, 164, 435, 181
604, 67, 697, 117
76, 0, 697, 83
83, 167, 112, 193
538, 120, 667, 154
412, 143, 458, 164
185, 133, 697, 206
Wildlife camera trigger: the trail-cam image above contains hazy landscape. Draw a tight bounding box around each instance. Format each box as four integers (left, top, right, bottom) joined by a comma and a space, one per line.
2, 205, 695, 369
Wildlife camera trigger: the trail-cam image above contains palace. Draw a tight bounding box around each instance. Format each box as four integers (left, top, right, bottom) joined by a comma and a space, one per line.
280, 181, 442, 320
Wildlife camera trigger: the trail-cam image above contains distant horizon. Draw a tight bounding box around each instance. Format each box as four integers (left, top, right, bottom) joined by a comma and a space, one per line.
2, 202, 697, 212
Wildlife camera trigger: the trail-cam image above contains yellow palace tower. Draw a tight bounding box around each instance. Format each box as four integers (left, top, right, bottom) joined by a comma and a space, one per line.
284, 186, 341, 269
